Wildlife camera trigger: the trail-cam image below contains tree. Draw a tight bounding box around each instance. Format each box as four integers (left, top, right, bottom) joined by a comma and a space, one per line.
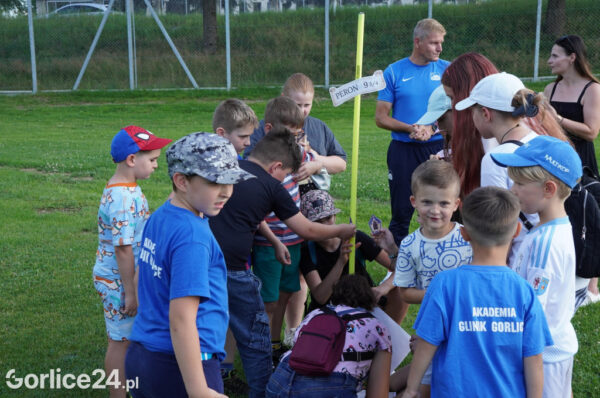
544, 0, 566, 37
0, 0, 26, 13
202, 0, 217, 54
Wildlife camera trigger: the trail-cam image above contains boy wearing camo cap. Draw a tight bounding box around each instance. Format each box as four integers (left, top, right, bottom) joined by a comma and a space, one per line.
126, 132, 254, 398
298, 189, 401, 318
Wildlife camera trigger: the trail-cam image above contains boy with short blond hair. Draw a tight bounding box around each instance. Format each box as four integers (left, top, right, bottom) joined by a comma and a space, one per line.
94, 125, 171, 398
491, 135, 583, 398
213, 98, 258, 155
392, 159, 472, 395
402, 186, 553, 398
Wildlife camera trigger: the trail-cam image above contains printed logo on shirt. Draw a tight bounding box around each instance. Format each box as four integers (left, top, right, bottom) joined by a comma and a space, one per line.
533, 277, 549, 296
430, 73, 441, 81
139, 237, 162, 279
402, 76, 414, 82
457, 306, 523, 334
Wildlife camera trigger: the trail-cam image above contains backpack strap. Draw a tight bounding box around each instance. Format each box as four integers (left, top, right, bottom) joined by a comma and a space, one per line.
582, 189, 588, 240
342, 351, 376, 361
519, 213, 535, 231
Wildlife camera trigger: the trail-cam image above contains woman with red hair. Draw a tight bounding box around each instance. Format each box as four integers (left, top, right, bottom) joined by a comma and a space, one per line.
441, 52, 499, 198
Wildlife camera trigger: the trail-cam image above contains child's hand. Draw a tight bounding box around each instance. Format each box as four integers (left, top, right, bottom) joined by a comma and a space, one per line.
337, 223, 357, 240
338, 240, 362, 265
371, 285, 387, 303
372, 228, 397, 255
409, 334, 421, 353
274, 242, 292, 265
293, 160, 323, 182
122, 292, 138, 317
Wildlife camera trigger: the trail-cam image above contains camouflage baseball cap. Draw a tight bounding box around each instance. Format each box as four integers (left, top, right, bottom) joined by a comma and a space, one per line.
300, 189, 341, 222
166, 132, 255, 184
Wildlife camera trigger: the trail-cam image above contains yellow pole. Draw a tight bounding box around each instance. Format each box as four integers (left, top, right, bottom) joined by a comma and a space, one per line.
349, 12, 364, 274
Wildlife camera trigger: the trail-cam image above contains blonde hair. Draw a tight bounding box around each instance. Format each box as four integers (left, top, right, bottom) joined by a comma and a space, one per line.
282, 73, 314, 97
212, 99, 258, 133
508, 166, 572, 200
411, 159, 460, 197
462, 186, 520, 247
413, 18, 446, 40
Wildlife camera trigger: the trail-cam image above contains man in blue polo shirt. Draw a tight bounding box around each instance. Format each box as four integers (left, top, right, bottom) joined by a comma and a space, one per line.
375, 18, 450, 245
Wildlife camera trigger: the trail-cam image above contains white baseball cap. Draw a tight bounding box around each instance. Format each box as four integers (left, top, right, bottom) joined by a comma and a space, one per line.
455, 72, 525, 112
416, 85, 452, 125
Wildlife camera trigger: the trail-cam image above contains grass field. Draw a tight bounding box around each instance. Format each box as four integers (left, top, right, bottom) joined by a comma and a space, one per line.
0, 86, 599, 397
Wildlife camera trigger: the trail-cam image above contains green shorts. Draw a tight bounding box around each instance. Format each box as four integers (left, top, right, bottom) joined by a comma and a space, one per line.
252, 243, 301, 303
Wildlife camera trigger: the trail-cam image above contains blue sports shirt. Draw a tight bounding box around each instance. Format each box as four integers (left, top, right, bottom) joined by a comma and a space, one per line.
378, 57, 450, 143
414, 265, 553, 397
130, 201, 228, 360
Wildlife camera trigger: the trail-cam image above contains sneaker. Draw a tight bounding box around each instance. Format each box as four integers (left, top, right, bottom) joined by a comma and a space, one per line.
283, 327, 297, 347
586, 290, 600, 305
222, 369, 249, 396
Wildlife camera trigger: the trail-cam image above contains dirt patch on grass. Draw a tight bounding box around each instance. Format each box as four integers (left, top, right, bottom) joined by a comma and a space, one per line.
20, 167, 95, 181
37, 206, 81, 214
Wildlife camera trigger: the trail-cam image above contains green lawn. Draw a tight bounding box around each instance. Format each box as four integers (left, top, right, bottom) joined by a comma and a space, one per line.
0, 87, 598, 397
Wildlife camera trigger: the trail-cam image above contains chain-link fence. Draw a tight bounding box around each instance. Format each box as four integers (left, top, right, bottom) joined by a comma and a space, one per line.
1, 0, 599, 92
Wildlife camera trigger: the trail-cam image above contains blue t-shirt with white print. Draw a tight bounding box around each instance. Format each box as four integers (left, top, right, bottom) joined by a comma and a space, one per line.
130, 200, 228, 360
414, 265, 553, 397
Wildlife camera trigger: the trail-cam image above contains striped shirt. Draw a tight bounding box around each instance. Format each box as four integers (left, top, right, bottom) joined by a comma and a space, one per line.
510, 217, 577, 363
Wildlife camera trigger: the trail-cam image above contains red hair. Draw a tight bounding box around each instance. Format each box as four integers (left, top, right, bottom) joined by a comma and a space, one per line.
441, 53, 499, 198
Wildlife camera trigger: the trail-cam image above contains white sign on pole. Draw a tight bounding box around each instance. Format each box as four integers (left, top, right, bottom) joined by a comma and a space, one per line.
329, 70, 386, 107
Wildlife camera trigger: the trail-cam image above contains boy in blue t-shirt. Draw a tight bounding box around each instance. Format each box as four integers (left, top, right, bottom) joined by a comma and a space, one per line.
126, 133, 254, 397
93, 125, 171, 398
401, 187, 553, 398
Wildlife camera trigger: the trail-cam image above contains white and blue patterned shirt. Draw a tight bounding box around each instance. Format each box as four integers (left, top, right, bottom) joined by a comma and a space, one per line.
394, 223, 472, 290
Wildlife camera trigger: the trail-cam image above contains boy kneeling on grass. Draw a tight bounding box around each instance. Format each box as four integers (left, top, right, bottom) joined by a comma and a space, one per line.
401, 186, 553, 398
125, 133, 254, 397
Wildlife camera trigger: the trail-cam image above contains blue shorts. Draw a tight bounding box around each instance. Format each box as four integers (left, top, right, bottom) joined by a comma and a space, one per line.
253, 244, 301, 303
94, 274, 134, 341
125, 341, 223, 397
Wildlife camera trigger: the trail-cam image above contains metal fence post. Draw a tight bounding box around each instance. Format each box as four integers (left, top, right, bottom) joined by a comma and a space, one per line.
325, 0, 330, 88
225, 0, 231, 90
126, 0, 134, 90
27, 0, 37, 93
533, 0, 542, 82
428, 0, 432, 19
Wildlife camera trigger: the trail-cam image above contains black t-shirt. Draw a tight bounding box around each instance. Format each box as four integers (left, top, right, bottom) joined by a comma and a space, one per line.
299, 230, 381, 282
209, 160, 299, 271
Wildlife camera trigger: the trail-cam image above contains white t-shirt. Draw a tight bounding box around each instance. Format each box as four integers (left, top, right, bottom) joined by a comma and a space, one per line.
481, 131, 540, 262
393, 223, 472, 290
510, 217, 578, 363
